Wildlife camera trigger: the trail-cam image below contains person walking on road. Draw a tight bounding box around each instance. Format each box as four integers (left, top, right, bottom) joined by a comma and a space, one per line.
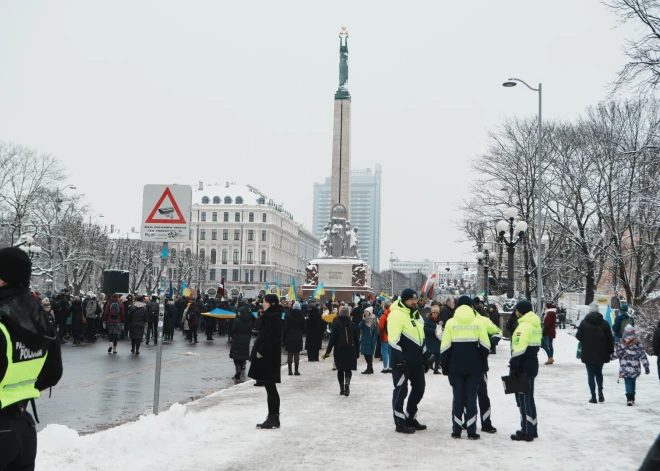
283, 302, 305, 376
230, 306, 253, 380
440, 296, 490, 440
69, 296, 85, 345
305, 305, 323, 362
249, 294, 283, 429
613, 305, 634, 343
103, 294, 125, 354
83, 293, 100, 343
379, 301, 392, 373
126, 296, 148, 355
388, 289, 427, 434
359, 307, 379, 375
611, 325, 650, 406
324, 306, 360, 396
185, 300, 200, 344
508, 300, 542, 442
0, 247, 63, 471
424, 305, 442, 374
543, 305, 557, 365
576, 303, 614, 404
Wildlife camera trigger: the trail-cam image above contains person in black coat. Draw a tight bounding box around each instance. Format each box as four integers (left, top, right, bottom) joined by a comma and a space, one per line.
248, 294, 283, 429
69, 297, 84, 345
653, 319, 660, 381
283, 302, 306, 376
439, 298, 455, 327
305, 305, 324, 361
230, 306, 254, 380
126, 297, 148, 354
323, 307, 360, 396
576, 304, 614, 403
163, 300, 176, 341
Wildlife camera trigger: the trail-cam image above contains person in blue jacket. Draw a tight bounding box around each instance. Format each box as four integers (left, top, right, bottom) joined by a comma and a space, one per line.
613, 305, 635, 343
358, 307, 379, 374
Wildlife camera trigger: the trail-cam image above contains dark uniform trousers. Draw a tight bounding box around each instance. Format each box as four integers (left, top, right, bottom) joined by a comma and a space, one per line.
449, 374, 479, 435
515, 375, 538, 436
0, 410, 37, 470
391, 363, 425, 426
463, 373, 492, 427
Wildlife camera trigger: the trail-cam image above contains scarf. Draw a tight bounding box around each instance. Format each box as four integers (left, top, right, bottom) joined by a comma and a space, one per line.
363, 311, 375, 327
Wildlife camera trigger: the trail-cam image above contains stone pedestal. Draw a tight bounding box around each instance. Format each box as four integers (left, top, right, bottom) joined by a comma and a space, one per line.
303, 258, 373, 303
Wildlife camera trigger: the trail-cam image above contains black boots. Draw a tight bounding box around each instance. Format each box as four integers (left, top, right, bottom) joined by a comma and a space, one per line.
481, 424, 497, 434
406, 418, 427, 431
598, 389, 605, 403
395, 424, 416, 434
589, 393, 597, 404
511, 433, 534, 442
626, 393, 634, 406
344, 379, 351, 396
256, 414, 280, 429
339, 385, 345, 396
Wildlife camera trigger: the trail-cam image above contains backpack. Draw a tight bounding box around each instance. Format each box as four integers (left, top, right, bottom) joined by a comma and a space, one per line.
51, 296, 63, 314
338, 322, 355, 348
109, 302, 121, 321
149, 303, 160, 322
85, 299, 98, 319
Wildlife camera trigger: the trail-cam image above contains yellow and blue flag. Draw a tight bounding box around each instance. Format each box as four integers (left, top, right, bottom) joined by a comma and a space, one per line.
276, 275, 281, 299
332, 287, 336, 303
288, 276, 297, 301
264, 282, 270, 295
313, 283, 325, 299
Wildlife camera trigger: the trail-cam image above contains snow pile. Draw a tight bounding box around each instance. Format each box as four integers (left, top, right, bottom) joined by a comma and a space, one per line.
36, 331, 660, 470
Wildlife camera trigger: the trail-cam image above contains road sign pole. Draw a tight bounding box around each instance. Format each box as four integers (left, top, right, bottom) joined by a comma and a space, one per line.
153, 242, 168, 415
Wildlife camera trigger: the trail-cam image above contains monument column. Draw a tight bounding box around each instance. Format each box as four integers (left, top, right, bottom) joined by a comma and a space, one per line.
331, 27, 351, 218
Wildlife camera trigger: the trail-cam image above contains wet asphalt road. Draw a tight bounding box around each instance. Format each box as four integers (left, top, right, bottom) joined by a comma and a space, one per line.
35, 331, 256, 433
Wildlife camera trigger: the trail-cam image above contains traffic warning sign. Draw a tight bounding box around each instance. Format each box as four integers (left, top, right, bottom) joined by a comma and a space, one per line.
141, 185, 192, 242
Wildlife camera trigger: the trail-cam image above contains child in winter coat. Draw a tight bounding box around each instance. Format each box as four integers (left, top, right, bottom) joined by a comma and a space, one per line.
611, 325, 650, 406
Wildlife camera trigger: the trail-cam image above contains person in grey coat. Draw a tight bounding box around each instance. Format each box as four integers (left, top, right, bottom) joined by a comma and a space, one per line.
424, 305, 441, 374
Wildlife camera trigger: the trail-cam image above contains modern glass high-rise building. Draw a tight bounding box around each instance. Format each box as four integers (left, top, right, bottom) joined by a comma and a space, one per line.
313, 165, 382, 271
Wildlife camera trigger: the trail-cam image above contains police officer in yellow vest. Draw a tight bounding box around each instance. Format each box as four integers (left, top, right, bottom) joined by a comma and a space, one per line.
509, 300, 541, 442
440, 296, 491, 440
0, 247, 63, 470
388, 289, 427, 434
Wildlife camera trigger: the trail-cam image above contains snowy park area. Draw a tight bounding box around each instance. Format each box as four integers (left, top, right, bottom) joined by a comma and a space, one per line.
36, 330, 660, 471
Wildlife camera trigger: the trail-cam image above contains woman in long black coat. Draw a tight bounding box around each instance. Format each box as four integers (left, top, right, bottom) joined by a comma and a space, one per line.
163, 300, 176, 341
576, 304, 614, 403
248, 294, 282, 429
69, 297, 84, 345
283, 303, 306, 376
323, 307, 360, 396
230, 306, 254, 380
126, 297, 148, 354
305, 306, 323, 362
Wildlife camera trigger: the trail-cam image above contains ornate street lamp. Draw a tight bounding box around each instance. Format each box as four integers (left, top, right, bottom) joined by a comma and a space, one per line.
497, 208, 528, 299
475, 249, 491, 306
18, 235, 42, 260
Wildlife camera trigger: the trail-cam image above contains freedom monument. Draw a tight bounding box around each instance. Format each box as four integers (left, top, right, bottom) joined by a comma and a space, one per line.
303, 28, 373, 303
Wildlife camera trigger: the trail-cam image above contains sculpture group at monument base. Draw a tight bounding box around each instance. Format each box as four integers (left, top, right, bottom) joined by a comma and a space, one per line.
303, 257, 373, 303
302, 286, 374, 304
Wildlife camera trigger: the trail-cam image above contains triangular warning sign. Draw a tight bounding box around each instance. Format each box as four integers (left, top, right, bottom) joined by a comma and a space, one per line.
145, 187, 187, 224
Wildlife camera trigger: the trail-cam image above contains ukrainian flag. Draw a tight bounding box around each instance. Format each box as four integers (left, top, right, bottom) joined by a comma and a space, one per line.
332, 287, 336, 303
379, 292, 391, 301
313, 283, 325, 299
288, 276, 297, 301
276, 275, 281, 299
264, 282, 270, 295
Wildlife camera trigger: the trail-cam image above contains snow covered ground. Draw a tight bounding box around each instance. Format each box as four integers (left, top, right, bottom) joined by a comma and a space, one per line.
36, 330, 660, 471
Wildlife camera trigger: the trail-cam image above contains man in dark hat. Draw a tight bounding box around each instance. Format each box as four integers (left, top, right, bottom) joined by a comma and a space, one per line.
0, 247, 63, 469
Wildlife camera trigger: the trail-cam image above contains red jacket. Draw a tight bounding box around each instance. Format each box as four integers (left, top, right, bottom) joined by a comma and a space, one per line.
379, 309, 390, 342
103, 298, 126, 323
543, 310, 557, 339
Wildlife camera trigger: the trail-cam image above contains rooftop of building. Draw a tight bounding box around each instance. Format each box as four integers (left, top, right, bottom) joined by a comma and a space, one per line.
192, 182, 294, 220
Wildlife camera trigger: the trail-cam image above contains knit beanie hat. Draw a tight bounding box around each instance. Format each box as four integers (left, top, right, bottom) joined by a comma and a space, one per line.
588, 303, 600, 314
0, 247, 32, 288
457, 296, 473, 308
292, 302, 301, 310
515, 300, 533, 315
264, 294, 279, 305
400, 288, 417, 303
623, 325, 636, 337
620, 304, 629, 312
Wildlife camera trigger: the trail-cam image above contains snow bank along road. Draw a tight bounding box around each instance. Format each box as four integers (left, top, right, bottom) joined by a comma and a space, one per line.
36, 331, 660, 470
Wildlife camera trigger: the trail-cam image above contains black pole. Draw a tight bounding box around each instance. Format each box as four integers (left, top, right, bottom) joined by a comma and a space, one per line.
506, 245, 515, 298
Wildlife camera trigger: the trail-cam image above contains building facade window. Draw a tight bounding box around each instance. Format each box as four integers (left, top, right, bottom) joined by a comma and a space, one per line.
200, 229, 206, 240
261, 250, 266, 264
210, 249, 217, 264
212, 212, 217, 222
223, 229, 228, 240
248, 230, 254, 241
247, 250, 253, 264
235, 212, 240, 222
258, 197, 265, 204
232, 269, 239, 281
225, 196, 232, 204
236, 196, 244, 204
250, 270, 254, 282
212, 229, 217, 240
234, 230, 240, 240
262, 230, 266, 241
223, 212, 229, 222
186, 248, 191, 256
233, 249, 239, 264
210, 269, 216, 281
201, 212, 206, 222
199, 248, 206, 259
202, 196, 209, 204
262, 213, 267, 223
221, 269, 227, 280
249, 212, 254, 222
213, 196, 220, 204
222, 249, 228, 264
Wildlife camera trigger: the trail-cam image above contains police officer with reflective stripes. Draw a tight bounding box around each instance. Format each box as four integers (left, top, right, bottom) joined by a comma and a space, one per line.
509, 300, 541, 442
440, 296, 491, 440
388, 289, 427, 434
0, 247, 63, 470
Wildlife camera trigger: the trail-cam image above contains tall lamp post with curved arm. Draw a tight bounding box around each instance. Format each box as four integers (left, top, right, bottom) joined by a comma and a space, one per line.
475, 249, 491, 306
497, 207, 528, 299
503, 77, 543, 315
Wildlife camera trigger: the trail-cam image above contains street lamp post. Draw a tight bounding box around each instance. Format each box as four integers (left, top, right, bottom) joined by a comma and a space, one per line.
389, 252, 395, 297
475, 249, 491, 306
19, 236, 42, 261
53, 185, 76, 290
497, 207, 528, 299
503, 77, 543, 316
89, 214, 104, 226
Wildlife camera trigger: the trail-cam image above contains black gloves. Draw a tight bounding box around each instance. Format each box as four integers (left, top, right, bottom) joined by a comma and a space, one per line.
424, 354, 436, 373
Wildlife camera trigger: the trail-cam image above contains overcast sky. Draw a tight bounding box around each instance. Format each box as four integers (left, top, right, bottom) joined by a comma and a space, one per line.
0, 0, 633, 268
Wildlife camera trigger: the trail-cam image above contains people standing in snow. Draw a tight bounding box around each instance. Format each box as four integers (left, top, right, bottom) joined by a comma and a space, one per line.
185, 300, 200, 344
613, 305, 635, 343
423, 305, 441, 374
576, 303, 614, 404
472, 301, 502, 434
610, 325, 650, 406
439, 297, 455, 327
83, 292, 100, 343
304, 305, 323, 362
323, 306, 360, 396
230, 306, 253, 380
248, 294, 283, 429
557, 306, 567, 330
488, 304, 499, 353
378, 301, 392, 373
103, 294, 125, 354
126, 296, 148, 355
440, 296, 490, 440
388, 289, 427, 434
282, 302, 305, 376
542, 304, 557, 365
163, 299, 176, 341
358, 306, 379, 374
146, 296, 159, 345
69, 297, 85, 345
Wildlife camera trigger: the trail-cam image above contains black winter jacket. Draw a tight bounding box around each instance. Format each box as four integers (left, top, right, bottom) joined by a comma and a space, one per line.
126, 303, 148, 340
439, 305, 454, 327
325, 316, 360, 371
305, 307, 324, 352
230, 311, 253, 361
248, 306, 282, 383
576, 312, 614, 364
283, 309, 306, 353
